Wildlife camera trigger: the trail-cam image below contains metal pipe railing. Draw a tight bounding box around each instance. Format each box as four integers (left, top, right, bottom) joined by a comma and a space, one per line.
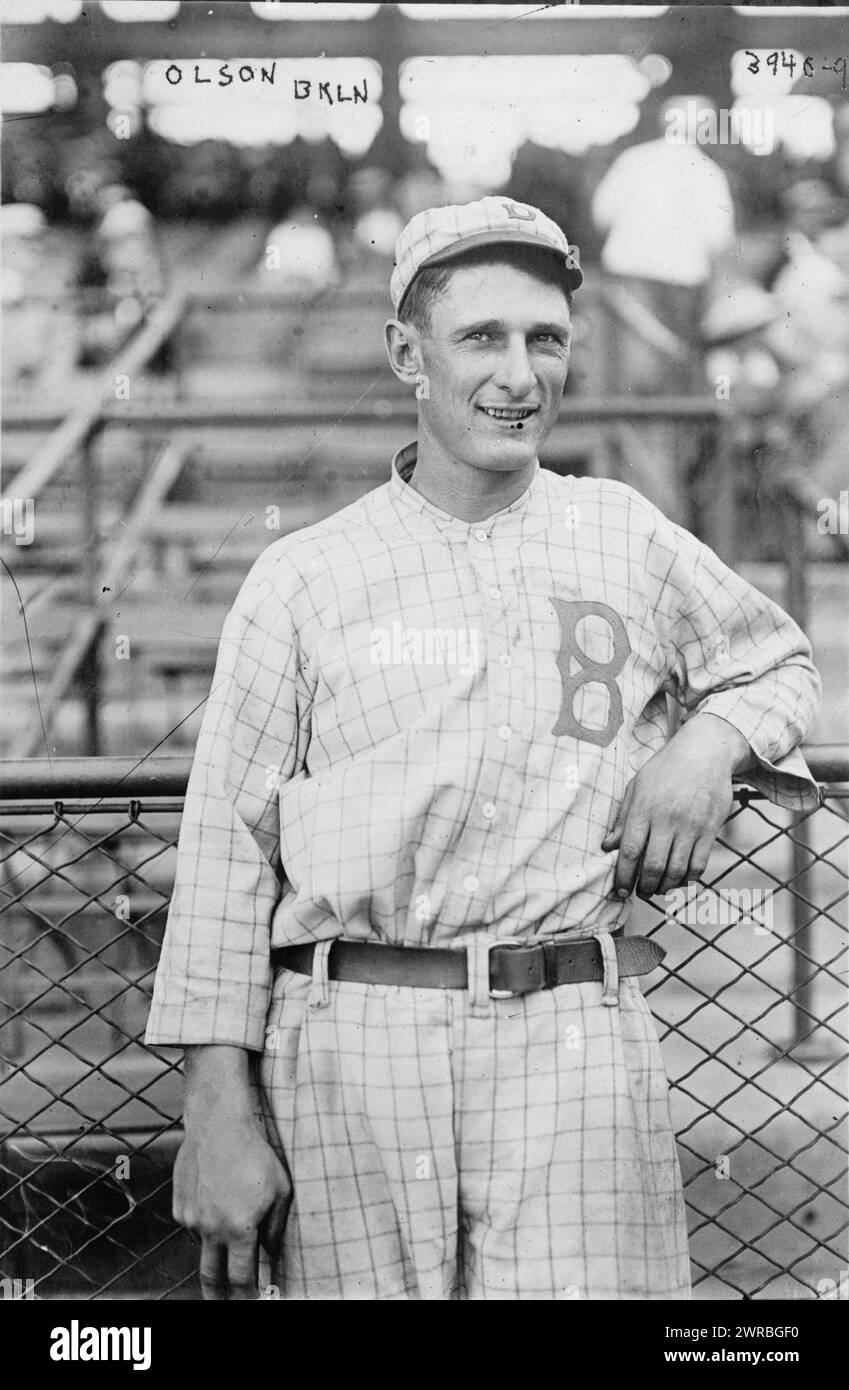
0, 755, 192, 801
0, 746, 844, 804
1, 397, 724, 434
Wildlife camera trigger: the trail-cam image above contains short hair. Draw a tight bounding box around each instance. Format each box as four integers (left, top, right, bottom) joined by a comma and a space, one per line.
398, 242, 574, 334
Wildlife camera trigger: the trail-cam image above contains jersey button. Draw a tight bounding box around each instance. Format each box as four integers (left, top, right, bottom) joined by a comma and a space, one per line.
474, 529, 488, 543
498, 725, 512, 741
499, 654, 512, 669
462, 874, 480, 894
482, 802, 496, 820
488, 586, 501, 600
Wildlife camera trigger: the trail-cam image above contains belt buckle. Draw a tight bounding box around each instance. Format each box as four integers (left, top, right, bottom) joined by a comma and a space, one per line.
486, 937, 525, 999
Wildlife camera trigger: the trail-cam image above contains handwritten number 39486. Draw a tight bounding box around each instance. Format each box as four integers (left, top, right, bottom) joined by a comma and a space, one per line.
743, 50, 846, 89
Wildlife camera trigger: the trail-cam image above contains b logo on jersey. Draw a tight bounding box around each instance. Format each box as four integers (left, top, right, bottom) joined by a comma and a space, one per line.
550, 598, 630, 747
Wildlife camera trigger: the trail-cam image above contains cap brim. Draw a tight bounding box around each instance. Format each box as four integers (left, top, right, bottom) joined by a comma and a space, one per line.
418, 228, 583, 291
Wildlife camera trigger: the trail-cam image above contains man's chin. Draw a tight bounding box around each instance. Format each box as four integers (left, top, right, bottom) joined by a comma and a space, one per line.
469, 424, 543, 465
463, 448, 539, 476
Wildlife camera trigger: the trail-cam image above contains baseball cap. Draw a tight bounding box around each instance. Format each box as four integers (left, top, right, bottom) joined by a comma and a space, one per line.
390, 195, 583, 315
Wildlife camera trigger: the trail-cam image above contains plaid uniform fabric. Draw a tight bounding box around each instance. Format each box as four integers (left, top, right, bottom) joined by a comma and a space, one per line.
146, 443, 820, 1299
254, 968, 690, 1300
388, 196, 582, 313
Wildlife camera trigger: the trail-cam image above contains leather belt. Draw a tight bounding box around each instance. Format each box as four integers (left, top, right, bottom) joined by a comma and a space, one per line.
270, 935, 665, 999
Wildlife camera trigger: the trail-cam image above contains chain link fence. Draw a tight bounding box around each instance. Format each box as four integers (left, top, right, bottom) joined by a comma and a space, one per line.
0, 756, 846, 1301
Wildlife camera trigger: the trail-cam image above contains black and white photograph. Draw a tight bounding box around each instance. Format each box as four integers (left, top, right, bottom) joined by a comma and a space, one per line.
0, 0, 847, 1338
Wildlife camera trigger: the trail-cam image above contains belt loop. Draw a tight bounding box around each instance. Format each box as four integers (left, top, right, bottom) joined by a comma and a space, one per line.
594, 929, 620, 1007
465, 936, 496, 1018
541, 939, 558, 991
308, 939, 334, 1010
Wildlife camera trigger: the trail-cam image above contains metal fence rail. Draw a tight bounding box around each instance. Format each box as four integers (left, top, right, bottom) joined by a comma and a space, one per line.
0, 753, 846, 1301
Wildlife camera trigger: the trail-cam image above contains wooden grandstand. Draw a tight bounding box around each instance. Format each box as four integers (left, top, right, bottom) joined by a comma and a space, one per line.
3, 224, 740, 765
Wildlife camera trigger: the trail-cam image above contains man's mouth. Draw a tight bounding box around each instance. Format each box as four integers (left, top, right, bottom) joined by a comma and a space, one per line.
476, 405, 539, 421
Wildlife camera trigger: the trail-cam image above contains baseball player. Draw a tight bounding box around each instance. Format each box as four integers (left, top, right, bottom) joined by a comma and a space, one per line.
145, 197, 821, 1301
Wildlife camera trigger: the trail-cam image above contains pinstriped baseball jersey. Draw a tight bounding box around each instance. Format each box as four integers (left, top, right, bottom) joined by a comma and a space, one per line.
145, 442, 821, 1052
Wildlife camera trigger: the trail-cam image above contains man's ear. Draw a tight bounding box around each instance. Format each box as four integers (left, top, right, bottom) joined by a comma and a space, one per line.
384, 318, 423, 387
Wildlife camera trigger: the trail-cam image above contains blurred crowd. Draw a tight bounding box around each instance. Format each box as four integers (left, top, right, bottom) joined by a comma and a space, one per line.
590, 99, 849, 529
3, 97, 849, 529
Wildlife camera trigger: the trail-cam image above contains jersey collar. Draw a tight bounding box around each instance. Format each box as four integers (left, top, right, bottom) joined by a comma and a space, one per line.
389, 440, 542, 536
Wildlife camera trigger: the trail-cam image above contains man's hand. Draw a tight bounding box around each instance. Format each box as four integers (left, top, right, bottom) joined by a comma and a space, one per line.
602, 713, 755, 901
174, 1046, 292, 1301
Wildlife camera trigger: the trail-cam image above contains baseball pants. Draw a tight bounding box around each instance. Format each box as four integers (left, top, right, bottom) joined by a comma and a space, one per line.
254, 937, 691, 1300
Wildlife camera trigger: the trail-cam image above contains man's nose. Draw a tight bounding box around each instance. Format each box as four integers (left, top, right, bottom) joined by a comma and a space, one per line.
493, 338, 536, 397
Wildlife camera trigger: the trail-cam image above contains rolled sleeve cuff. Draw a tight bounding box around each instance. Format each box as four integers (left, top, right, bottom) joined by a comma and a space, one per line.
144, 982, 271, 1053
695, 695, 821, 812
738, 744, 822, 813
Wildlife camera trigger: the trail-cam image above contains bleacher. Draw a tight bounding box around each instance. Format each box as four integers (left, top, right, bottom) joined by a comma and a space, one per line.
3, 222, 846, 766
0, 246, 624, 757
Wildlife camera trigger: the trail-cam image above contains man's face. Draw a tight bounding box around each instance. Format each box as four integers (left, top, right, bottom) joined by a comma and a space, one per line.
413, 258, 572, 475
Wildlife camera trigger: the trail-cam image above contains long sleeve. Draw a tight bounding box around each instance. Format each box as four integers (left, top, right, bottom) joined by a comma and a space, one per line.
145, 543, 313, 1050
644, 505, 822, 811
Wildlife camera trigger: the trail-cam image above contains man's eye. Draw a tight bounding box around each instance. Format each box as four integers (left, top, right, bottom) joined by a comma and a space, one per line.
534, 333, 565, 345
467, 331, 492, 342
